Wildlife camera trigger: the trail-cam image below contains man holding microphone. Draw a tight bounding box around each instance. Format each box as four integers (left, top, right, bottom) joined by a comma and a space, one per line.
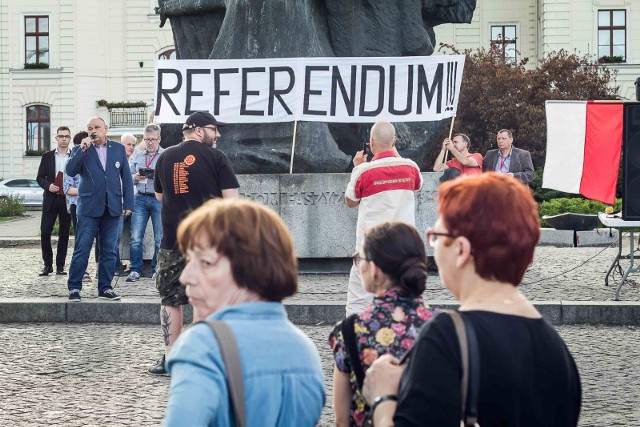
65, 117, 134, 302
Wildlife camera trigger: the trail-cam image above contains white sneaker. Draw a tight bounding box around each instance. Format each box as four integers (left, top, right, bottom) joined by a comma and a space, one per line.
82, 272, 92, 283
126, 271, 141, 282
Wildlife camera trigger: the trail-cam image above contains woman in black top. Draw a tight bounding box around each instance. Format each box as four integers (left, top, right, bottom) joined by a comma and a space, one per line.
362, 173, 581, 426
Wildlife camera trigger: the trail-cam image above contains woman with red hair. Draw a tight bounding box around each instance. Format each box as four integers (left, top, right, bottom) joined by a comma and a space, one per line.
362, 173, 581, 426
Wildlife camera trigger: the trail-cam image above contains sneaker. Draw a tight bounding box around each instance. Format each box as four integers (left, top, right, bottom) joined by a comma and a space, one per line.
126, 271, 141, 282
68, 289, 81, 302
82, 272, 92, 283
148, 354, 168, 376
98, 289, 122, 301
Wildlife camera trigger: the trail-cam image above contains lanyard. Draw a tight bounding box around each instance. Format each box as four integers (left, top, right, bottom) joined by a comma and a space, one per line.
145, 152, 158, 168
499, 155, 508, 172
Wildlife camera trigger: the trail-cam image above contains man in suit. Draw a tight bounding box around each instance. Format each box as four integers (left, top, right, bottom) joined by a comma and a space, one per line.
483, 129, 535, 185
36, 126, 73, 276
65, 117, 134, 301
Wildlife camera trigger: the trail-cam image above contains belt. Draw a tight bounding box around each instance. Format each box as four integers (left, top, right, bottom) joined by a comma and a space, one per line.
138, 192, 155, 197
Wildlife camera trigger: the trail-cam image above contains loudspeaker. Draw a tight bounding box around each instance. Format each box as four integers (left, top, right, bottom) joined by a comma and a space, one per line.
622, 103, 640, 220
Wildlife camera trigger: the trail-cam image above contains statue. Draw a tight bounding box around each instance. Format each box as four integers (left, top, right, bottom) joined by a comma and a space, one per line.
158, 0, 476, 173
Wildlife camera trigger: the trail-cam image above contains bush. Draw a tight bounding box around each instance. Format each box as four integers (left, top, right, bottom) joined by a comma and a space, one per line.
529, 168, 582, 203
538, 197, 621, 226
429, 44, 620, 169
0, 194, 27, 217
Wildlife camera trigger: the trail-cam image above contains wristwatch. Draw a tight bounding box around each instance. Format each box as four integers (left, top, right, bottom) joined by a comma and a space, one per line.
371, 394, 398, 416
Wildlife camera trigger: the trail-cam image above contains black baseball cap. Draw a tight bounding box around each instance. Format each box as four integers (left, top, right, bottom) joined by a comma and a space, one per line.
182, 111, 227, 130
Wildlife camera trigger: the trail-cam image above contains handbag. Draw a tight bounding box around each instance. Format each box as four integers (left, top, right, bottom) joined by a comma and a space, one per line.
201, 320, 247, 427
447, 310, 481, 427
342, 313, 374, 427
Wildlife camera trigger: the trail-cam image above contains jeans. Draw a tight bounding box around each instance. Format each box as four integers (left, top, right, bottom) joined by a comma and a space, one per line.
68, 207, 119, 293
130, 194, 163, 274
70, 204, 100, 263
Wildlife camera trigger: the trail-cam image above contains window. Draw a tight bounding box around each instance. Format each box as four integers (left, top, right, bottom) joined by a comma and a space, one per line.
25, 16, 49, 65
598, 10, 626, 61
26, 105, 50, 152
491, 25, 517, 62
158, 47, 176, 60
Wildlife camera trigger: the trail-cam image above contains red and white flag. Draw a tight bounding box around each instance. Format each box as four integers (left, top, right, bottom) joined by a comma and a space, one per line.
543, 100, 623, 204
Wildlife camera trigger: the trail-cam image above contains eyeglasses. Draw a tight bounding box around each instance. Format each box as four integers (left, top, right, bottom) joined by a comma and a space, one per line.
56, 135, 71, 139
426, 228, 459, 248
351, 252, 370, 267
144, 138, 159, 143
201, 126, 218, 132
426, 228, 475, 255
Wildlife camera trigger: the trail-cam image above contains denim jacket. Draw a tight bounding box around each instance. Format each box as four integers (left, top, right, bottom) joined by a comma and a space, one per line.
164, 302, 325, 427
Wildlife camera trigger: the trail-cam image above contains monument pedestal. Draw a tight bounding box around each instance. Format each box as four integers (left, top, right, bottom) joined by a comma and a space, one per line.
237, 173, 439, 258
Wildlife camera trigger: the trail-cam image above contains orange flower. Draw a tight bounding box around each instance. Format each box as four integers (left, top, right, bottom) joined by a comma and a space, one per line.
362, 348, 379, 366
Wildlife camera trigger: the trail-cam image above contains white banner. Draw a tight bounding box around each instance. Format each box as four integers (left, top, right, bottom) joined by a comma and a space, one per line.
154, 55, 465, 124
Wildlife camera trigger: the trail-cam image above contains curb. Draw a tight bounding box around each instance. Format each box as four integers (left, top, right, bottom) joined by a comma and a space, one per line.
0, 299, 639, 326
0, 236, 76, 248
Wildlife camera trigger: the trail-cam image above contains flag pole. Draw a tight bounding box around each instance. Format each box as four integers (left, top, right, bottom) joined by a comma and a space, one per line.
443, 115, 456, 165
289, 120, 298, 175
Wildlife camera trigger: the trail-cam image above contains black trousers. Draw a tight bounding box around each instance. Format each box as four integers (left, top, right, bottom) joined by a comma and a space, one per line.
40, 195, 72, 270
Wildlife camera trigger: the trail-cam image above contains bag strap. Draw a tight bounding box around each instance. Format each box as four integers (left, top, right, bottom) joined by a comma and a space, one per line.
341, 313, 366, 391
201, 320, 247, 427
447, 310, 480, 427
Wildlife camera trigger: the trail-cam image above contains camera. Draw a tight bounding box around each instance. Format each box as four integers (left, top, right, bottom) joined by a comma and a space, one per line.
138, 168, 155, 180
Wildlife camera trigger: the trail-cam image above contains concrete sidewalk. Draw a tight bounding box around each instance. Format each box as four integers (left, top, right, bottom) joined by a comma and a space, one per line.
0, 212, 621, 247
1, 244, 639, 324
1, 214, 638, 325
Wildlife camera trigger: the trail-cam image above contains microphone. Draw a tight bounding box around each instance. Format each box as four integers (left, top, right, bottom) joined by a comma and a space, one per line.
81, 136, 93, 151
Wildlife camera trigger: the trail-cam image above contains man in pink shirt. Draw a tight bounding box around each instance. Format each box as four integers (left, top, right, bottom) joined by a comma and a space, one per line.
432, 133, 483, 176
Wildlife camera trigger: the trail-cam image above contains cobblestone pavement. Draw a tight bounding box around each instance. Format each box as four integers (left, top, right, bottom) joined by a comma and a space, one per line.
0, 323, 637, 426
2, 243, 639, 302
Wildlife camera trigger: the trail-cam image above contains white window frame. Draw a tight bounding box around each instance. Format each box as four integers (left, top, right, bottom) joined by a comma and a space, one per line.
490, 24, 518, 63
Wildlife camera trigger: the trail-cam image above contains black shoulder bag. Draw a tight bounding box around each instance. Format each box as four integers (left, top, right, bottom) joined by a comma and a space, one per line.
447, 310, 481, 427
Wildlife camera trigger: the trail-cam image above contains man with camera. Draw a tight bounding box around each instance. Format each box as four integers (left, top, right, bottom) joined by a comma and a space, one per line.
126, 123, 165, 282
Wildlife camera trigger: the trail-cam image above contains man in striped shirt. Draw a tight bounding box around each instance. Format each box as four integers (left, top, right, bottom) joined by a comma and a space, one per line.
344, 121, 423, 315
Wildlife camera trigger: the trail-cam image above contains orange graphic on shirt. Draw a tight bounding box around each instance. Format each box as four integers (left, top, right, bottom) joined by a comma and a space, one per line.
184, 155, 196, 166
173, 162, 190, 194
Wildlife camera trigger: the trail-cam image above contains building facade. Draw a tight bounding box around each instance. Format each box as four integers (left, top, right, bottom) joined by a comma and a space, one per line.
435, 0, 639, 100
0, 0, 174, 178
2, 0, 638, 178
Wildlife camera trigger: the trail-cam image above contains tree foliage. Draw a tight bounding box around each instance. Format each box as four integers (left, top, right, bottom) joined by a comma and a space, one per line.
428, 44, 620, 168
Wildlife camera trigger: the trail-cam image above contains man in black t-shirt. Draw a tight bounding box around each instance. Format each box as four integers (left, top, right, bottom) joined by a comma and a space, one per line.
148, 111, 239, 375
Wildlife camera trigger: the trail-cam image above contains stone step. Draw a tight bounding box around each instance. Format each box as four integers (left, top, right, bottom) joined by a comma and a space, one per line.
0, 298, 638, 326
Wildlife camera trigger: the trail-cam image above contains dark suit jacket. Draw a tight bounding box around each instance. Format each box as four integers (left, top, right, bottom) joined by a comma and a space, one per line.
483, 146, 535, 184
36, 150, 64, 212
65, 140, 134, 217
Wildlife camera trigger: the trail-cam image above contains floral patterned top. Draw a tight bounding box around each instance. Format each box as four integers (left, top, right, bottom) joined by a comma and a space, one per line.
328, 289, 436, 427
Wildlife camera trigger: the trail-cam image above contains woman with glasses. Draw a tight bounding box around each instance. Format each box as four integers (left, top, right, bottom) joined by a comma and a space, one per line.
329, 221, 434, 427
363, 173, 581, 426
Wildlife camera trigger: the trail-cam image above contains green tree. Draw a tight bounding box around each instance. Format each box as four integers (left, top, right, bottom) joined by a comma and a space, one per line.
428, 44, 620, 168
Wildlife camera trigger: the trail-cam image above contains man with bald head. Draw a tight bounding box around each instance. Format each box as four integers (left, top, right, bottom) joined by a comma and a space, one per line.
65, 117, 134, 302
344, 121, 423, 314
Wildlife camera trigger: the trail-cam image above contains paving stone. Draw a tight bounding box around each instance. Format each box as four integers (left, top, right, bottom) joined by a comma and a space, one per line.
0, 323, 637, 426
2, 243, 640, 303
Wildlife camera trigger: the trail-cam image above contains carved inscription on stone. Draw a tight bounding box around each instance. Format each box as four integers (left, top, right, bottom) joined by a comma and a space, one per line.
240, 191, 345, 206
